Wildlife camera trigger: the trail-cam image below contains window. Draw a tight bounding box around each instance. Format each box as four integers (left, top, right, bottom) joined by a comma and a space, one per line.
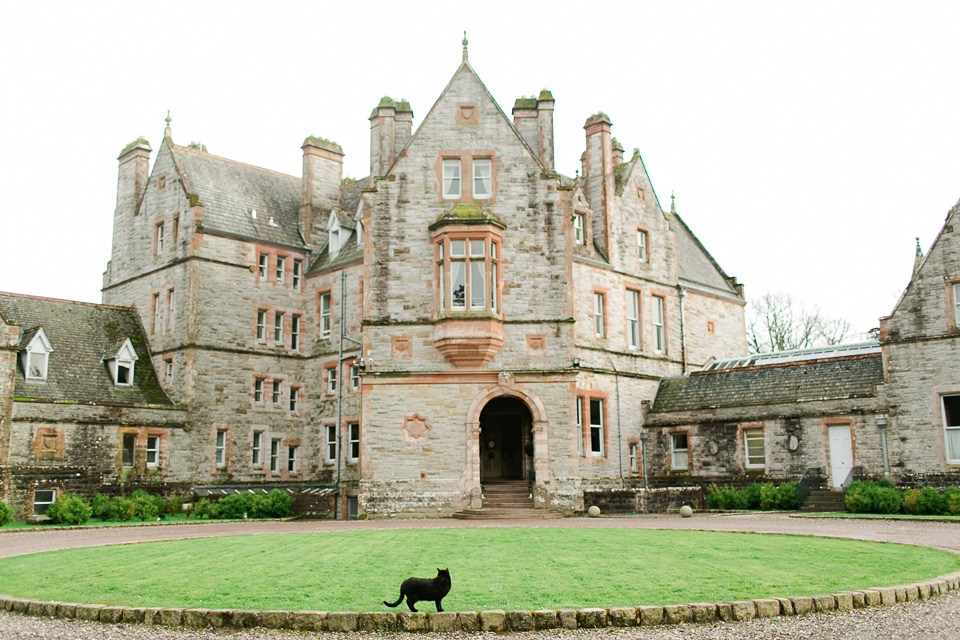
349, 364, 359, 392
287, 445, 298, 473
293, 260, 302, 291
256, 310, 266, 342
576, 396, 583, 456
326, 425, 338, 463
589, 398, 604, 455
671, 432, 688, 471
744, 428, 765, 469
272, 380, 281, 406
327, 366, 337, 394
158, 176, 166, 191
653, 296, 665, 353
473, 158, 492, 199
258, 253, 268, 280
594, 292, 605, 338
291, 315, 301, 350
289, 387, 299, 413
270, 438, 280, 473
155, 222, 164, 255
954, 283, 960, 326
146, 435, 159, 468
348, 422, 360, 462
319, 293, 331, 338
33, 489, 55, 516
573, 213, 584, 245
27, 349, 49, 381
944, 395, 960, 464
274, 312, 283, 343
215, 430, 227, 468
276, 256, 285, 284
122, 433, 136, 468
442, 158, 461, 199
252, 431, 263, 467
434, 235, 500, 314
116, 360, 133, 386
637, 229, 648, 263
164, 357, 173, 382
166, 289, 175, 331
254, 378, 264, 404
172, 214, 179, 240
627, 289, 640, 350
152, 293, 161, 333
629, 442, 639, 473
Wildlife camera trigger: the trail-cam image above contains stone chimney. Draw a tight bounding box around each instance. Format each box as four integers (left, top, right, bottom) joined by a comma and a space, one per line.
583, 112, 615, 256
512, 96, 538, 155
394, 99, 413, 160
369, 96, 397, 177
300, 136, 343, 246
612, 138, 624, 166
116, 137, 152, 217
536, 89, 554, 171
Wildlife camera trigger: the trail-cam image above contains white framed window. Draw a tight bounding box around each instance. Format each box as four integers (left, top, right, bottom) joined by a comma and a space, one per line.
289, 387, 299, 413
274, 312, 283, 343
348, 422, 360, 462
319, 293, 331, 338
256, 310, 266, 342
627, 289, 640, 350
670, 432, 689, 471
115, 359, 133, 386
637, 229, 648, 263
326, 424, 338, 463
490, 241, 498, 311
122, 433, 136, 468
954, 283, 960, 326
258, 253, 268, 280
166, 289, 175, 331
594, 292, 605, 338
252, 431, 263, 467
155, 222, 164, 255
473, 158, 492, 199
152, 293, 161, 333
653, 295, 666, 353
23, 328, 52, 381
271, 380, 281, 406
573, 213, 584, 245
270, 438, 280, 473
576, 396, 583, 456
215, 430, 227, 468
146, 435, 159, 468
291, 315, 301, 350
164, 357, 173, 383
327, 367, 337, 394
744, 428, 765, 469
254, 378, 264, 404
589, 398, 604, 455
33, 489, 56, 516
350, 364, 359, 392
287, 445, 298, 473
944, 395, 960, 464
109, 340, 138, 388
629, 442, 639, 473
435, 235, 499, 314
276, 256, 285, 284
292, 260, 302, 292
442, 158, 461, 199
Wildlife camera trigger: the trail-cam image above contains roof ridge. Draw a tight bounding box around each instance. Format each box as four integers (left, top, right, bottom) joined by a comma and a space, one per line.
692, 351, 882, 376
672, 212, 740, 299
173, 144, 300, 182
0, 292, 134, 312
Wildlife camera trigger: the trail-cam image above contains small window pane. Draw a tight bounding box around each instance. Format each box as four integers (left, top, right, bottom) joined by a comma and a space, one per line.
470, 239, 484, 256
34, 490, 56, 516
28, 351, 46, 379
490, 242, 497, 259
744, 428, 765, 468
122, 434, 135, 468
451, 240, 466, 257
146, 435, 159, 467
452, 261, 466, 309
491, 262, 497, 310
470, 260, 485, 309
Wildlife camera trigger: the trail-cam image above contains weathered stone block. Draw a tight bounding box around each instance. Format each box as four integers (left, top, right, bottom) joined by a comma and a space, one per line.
290, 611, 326, 632
55, 603, 78, 619
182, 609, 210, 628
730, 601, 756, 621
663, 604, 692, 625
905, 586, 920, 602
140, 607, 163, 625
533, 609, 559, 629
607, 606, 637, 627
12, 599, 30, 614
229, 610, 259, 629
790, 597, 814, 615
936, 579, 950, 594
894, 587, 908, 603
577, 607, 608, 628
557, 609, 578, 629
638, 605, 664, 626
260, 610, 290, 629
715, 603, 734, 622
158, 608, 184, 626
775, 598, 793, 615
26, 601, 45, 616
359, 612, 396, 632
428, 611, 458, 632
479, 609, 506, 632
207, 609, 231, 628
326, 612, 358, 632
121, 607, 145, 624
507, 610, 535, 631
863, 590, 882, 606
849, 591, 867, 608
75, 604, 104, 621
753, 598, 780, 618
876, 587, 896, 605
41, 602, 58, 617
833, 593, 854, 611
99, 606, 124, 623
399, 611, 428, 632
812, 595, 836, 612
690, 603, 718, 623
457, 611, 479, 632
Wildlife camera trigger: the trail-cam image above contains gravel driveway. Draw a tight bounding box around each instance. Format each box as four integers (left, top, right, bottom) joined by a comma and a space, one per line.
1, 513, 959, 639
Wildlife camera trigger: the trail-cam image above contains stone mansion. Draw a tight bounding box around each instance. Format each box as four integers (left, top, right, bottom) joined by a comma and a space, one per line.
2, 45, 958, 519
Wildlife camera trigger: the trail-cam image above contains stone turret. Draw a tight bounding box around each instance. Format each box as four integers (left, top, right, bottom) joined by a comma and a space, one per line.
583, 112, 615, 256
512, 90, 555, 171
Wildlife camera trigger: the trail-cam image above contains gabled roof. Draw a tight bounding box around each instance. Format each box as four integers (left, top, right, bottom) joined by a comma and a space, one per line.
18, 326, 44, 350
331, 209, 356, 230
169, 142, 305, 248
0, 293, 173, 406
307, 233, 363, 274
671, 213, 742, 301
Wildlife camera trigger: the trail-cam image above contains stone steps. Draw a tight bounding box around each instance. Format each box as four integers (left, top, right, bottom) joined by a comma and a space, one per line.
801, 489, 847, 512
451, 480, 563, 520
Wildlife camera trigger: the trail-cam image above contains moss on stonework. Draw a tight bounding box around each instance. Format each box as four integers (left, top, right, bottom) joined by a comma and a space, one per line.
430, 203, 505, 228
302, 137, 343, 154
119, 137, 151, 157
538, 89, 554, 101
187, 193, 200, 206
514, 97, 537, 109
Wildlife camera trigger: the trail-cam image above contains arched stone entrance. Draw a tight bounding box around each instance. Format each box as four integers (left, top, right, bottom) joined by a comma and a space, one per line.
478, 397, 531, 482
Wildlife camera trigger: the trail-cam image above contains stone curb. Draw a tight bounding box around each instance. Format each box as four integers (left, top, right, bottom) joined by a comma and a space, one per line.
0, 517, 297, 535
2, 570, 960, 632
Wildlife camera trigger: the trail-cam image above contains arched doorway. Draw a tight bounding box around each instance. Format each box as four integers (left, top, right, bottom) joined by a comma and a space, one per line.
479, 397, 533, 482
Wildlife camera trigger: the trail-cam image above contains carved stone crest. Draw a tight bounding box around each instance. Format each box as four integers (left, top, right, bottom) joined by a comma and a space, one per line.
403, 413, 431, 443
498, 371, 515, 388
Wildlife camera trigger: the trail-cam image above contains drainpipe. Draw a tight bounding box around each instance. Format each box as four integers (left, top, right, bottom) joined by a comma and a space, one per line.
877, 415, 890, 478
334, 271, 345, 519
677, 287, 688, 375
608, 357, 624, 488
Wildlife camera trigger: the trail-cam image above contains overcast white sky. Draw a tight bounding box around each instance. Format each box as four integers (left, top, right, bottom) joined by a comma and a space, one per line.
2, 1, 958, 336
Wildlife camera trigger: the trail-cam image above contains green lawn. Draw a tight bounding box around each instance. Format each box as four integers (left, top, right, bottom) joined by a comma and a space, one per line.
0, 528, 954, 611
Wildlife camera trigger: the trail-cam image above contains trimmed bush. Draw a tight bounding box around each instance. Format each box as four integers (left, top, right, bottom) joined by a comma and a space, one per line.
844, 481, 875, 513
112, 496, 136, 522
872, 487, 904, 514
165, 495, 185, 516
758, 483, 779, 510
0, 500, 13, 526
916, 487, 947, 515
902, 488, 919, 514
46, 494, 93, 525
91, 493, 112, 520
946, 488, 960, 515
706, 483, 797, 511
258, 489, 293, 517
218, 493, 257, 519
191, 497, 220, 519
742, 483, 763, 509
776, 482, 799, 509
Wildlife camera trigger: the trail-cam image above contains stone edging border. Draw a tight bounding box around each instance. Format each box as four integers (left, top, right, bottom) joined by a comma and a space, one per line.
3, 571, 959, 633
0, 518, 297, 535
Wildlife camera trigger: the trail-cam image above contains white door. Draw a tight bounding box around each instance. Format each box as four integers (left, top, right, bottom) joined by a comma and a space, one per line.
828, 425, 854, 488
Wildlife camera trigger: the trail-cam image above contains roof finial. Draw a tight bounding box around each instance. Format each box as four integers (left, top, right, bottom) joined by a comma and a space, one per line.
670, 191, 676, 214
913, 236, 924, 276
164, 110, 172, 139
462, 31, 469, 63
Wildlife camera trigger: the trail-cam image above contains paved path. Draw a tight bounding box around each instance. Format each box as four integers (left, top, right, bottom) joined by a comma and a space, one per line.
1, 513, 959, 639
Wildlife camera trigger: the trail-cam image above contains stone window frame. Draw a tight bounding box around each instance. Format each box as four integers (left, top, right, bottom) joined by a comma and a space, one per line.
256, 308, 267, 343
163, 355, 174, 383
324, 362, 338, 396
325, 423, 338, 464
316, 289, 333, 339
172, 213, 179, 241
436, 151, 499, 204
942, 393, 960, 466
257, 251, 268, 282
636, 225, 650, 264
33, 488, 57, 517
273, 310, 284, 345
292, 259, 302, 292
593, 289, 607, 339
289, 384, 301, 415
251, 429, 265, 471
269, 437, 282, 474
739, 422, 767, 471
215, 428, 228, 469
165, 288, 175, 333
287, 442, 300, 475
946, 277, 960, 330
347, 421, 360, 463
432, 231, 502, 316
573, 212, 585, 245
627, 438, 643, 474
577, 392, 609, 459
576, 396, 584, 456
275, 254, 287, 285
625, 286, 642, 351
668, 427, 692, 473
651, 291, 669, 355
442, 157, 461, 199
271, 379, 282, 407
291, 314, 301, 351
121, 431, 137, 468
473, 157, 493, 200
151, 292, 161, 334
145, 434, 161, 469
154, 219, 165, 256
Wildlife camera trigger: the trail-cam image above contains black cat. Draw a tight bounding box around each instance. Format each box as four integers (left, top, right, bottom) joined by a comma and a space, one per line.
383, 568, 451, 612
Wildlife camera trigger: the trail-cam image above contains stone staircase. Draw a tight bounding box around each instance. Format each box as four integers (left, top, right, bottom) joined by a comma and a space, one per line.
452, 480, 564, 520
801, 489, 846, 512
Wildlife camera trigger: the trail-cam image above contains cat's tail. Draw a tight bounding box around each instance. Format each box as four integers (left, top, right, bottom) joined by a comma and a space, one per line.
383, 595, 404, 608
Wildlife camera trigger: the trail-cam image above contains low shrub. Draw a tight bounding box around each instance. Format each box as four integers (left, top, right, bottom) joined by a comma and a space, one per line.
0, 500, 13, 526
46, 494, 93, 525
112, 496, 136, 522
872, 486, 904, 514
218, 493, 257, 519
91, 493, 113, 520
165, 495, 185, 516
946, 488, 960, 516
258, 489, 293, 518
902, 488, 919, 514
742, 483, 763, 509
915, 487, 947, 515
776, 482, 799, 509
845, 481, 877, 513
706, 483, 798, 511
191, 498, 220, 519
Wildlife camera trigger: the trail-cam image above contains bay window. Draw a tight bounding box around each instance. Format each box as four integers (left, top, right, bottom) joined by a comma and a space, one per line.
434, 235, 500, 315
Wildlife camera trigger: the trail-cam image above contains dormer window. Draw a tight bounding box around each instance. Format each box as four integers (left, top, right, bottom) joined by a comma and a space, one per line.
326, 211, 354, 256
105, 338, 139, 387
21, 328, 53, 382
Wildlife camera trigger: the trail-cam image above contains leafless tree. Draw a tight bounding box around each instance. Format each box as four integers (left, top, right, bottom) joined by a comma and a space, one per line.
746, 293, 854, 354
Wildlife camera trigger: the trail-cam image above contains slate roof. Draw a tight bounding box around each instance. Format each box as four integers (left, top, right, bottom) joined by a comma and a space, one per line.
651, 354, 883, 413
171, 144, 305, 248
671, 213, 741, 300
308, 233, 363, 274
0, 293, 174, 406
